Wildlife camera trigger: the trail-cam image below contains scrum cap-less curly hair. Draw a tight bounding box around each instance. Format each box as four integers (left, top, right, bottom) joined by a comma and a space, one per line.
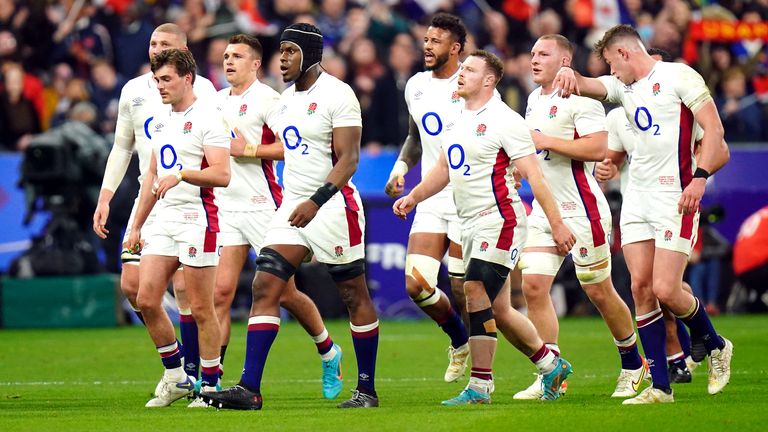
280, 23, 323, 75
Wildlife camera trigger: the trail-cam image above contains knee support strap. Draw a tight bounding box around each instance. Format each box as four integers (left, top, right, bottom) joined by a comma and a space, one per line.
256, 247, 297, 281
447, 256, 465, 279
326, 259, 366, 282
575, 258, 611, 285
406, 254, 442, 306
469, 307, 496, 338
465, 259, 509, 303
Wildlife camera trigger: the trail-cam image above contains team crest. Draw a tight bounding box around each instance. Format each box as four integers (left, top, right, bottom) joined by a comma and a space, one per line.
334, 245, 344, 257
548, 105, 558, 119
579, 247, 588, 258
183, 121, 192, 134
451, 91, 461, 103
652, 83, 661, 96
479, 241, 489, 252
307, 102, 317, 115
188, 246, 197, 258
664, 230, 673, 242
239, 104, 248, 116
476, 124, 487, 136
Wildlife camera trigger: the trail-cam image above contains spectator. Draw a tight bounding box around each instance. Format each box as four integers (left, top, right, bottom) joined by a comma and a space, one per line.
317, 0, 348, 48
715, 67, 764, 142
51, 0, 113, 77
686, 220, 730, 316
0, 62, 40, 151
112, 2, 153, 78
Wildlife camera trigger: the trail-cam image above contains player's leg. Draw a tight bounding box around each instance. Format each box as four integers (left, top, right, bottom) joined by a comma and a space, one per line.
406, 231, 469, 372
136, 253, 195, 407
280, 277, 344, 399
120, 262, 142, 321
182, 264, 221, 391
201, 243, 307, 410
172, 269, 199, 380
330, 267, 380, 408
213, 244, 249, 376
662, 306, 692, 383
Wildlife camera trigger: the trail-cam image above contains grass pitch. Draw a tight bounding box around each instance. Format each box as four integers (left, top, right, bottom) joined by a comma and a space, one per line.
1, 315, 766, 431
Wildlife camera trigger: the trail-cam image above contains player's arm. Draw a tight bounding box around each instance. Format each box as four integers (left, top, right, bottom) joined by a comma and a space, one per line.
393, 152, 449, 219
385, 117, 422, 198
288, 126, 362, 228
514, 153, 575, 254
126, 153, 159, 252
693, 100, 729, 175
155, 145, 231, 198
552, 67, 608, 99
531, 130, 607, 162
229, 127, 285, 160
93, 89, 135, 238
595, 149, 627, 182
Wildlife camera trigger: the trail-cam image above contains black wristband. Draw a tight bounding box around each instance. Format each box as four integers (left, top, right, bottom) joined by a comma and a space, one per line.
309, 182, 339, 207
693, 168, 710, 179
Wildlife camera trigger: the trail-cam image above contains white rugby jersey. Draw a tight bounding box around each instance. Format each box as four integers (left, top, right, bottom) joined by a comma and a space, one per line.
606, 107, 637, 194
151, 100, 230, 228
404, 69, 462, 200
269, 72, 362, 208
525, 89, 610, 222
598, 61, 711, 192
115, 72, 217, 184
442, 97, 534, 229
217, 80, 282, 212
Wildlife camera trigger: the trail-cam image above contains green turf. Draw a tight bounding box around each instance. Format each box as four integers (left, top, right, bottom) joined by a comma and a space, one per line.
1, 315, 766, 431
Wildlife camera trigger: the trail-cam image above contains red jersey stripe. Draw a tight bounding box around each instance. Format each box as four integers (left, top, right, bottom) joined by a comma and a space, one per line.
491, 149, 517, 251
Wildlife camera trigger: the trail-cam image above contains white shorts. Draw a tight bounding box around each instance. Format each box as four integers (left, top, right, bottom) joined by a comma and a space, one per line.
262, 199, 365, 265
525, 214, 612, 268
621, 190, 699, 255
410, 191, 461, 244
462, 202, 527, 271
218, 209, 274, 250
142, 220, 221, 267
121, 197, 159, 264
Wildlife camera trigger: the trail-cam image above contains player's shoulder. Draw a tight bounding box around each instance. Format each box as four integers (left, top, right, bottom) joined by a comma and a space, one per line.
318, 72, 353, 93
193, 75, 217, 95
406, 70, 431, 86
121, 72, 153, 95
488, 97, 523, 122
655, 61, 700, 81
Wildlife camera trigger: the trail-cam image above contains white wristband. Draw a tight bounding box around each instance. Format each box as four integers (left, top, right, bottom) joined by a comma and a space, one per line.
390, 160, 409, 177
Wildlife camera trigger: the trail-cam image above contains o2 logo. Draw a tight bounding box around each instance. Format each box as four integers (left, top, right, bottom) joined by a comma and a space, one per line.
283, 125, 309, 155
421, 112, 442, 136
447, 144, 470, 176
160, 144, 182, 170
634, 107, 661, 136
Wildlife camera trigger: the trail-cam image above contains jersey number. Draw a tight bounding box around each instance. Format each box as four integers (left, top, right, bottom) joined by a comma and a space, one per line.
421, 112, 443, 136
634, 107, 661, 136
160, 144, 183, 170
447, 144, 470, 176
283, 126, 309, 155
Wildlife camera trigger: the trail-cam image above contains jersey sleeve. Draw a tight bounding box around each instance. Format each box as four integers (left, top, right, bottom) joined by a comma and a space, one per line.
673, 63, 712, 113
597, 75, 624, 104
501, 110, 536, 161
403, 76, 414, 112
101, 85, 136, 192
201, 107, 231, 149
572, 97, 606, 136
329, 82, 362, 128
606, 108, 627, 153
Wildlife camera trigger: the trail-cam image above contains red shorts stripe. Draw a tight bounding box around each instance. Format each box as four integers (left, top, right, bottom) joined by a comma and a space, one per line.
203, 229, 217, 253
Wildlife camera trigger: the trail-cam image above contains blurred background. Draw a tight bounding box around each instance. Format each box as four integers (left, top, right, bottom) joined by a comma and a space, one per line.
0, 0, 766, 328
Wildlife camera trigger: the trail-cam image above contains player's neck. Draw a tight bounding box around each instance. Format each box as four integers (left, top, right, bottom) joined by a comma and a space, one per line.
540, 81, 557, 95
464, 90, 493, 111
172, 92, 197, 112
231, 77, 257, 96
295, 67, 322, 91
633, 57, 658, 81
431, 60, 459, 80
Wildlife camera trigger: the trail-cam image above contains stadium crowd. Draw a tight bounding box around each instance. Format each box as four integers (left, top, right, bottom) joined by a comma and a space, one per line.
2, 0, 768, 152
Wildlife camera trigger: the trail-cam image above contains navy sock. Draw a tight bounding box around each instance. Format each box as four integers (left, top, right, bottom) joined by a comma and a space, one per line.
351, 321, 379, 396
436, 308, 469, 349
134, 310, 146, 325
637, 309, 671, 392
220, 345, 228, 365
157, 340, 183, 369
179, 313, 199, 378
668, 355, 687, 371
675, 318, 692, 358
615, 333, 644, 370
239, 316, 280, 394
680, 298, 724, 353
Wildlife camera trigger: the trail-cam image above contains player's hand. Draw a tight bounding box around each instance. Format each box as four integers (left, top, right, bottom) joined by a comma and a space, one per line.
289, 199, 320, 227
595, 158, 617, 182
679, 177, 705, 215
230, 127, 248, 157
392, 195, 416, 220
551, 221, 576, 255
530, 130, 548, 151
512, 166, 523, 190
123, 230, 143, 255
552, 66, 578, 98
153, 174, 181, 199
384, 172, 405, 198
92, 201, 110, 239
